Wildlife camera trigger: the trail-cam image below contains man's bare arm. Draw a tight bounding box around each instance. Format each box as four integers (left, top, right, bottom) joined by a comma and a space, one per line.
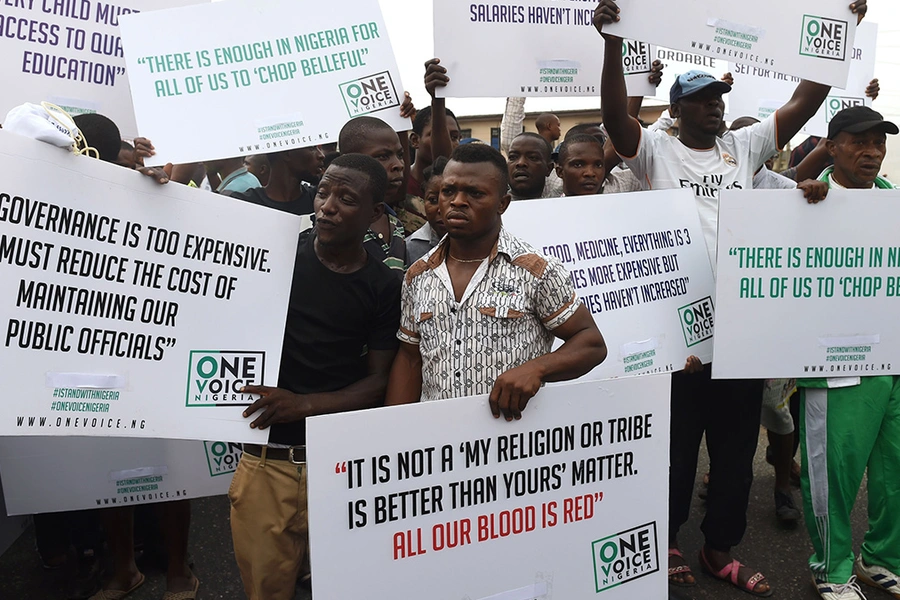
385, 342, 424, 406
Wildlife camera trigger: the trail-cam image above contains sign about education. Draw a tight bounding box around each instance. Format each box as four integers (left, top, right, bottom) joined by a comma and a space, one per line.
503, 190, 716, 379
604, 0, 859, 88
726, 22, 878, 137
119, 0, 408, 165
0, 0, 204, 140
433, 0, 656, 98
0, 130, 299, 442
307, 376, 670, 599
714, 189, 900, 379
0, 437, 240, 515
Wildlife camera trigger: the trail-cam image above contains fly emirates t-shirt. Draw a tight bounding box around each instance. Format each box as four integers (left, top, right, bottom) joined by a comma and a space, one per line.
622, 115, 778, 270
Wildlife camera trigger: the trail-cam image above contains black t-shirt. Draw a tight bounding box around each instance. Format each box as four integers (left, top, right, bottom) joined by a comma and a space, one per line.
234, 184, 316, 216
270, 230, 401, 445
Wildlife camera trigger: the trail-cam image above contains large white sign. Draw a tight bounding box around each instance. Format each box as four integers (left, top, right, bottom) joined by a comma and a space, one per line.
0, 130, 299, 442
0, 478, 28, 554
652, 46, 728, 105
119, 0, 409, 166
307, 376, 670, 599
726, 22, 878, 137
0, 0, 204, 140
0, 437, 240, 515
605, 0, 859, 88
434, 0, 655, 98
714, 189, 900, 379
503, 190, 717, 377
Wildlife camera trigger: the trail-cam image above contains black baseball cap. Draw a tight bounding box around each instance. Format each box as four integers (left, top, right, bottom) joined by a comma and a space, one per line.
828, 106, 899, 139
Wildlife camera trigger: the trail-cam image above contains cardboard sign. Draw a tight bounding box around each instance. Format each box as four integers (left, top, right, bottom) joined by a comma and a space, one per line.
714, 188, 900, 379
604, 0, 859, 88
307, 376, 670, 599
0, 437, 240, 515
119, 0, 409, 165
652, 46, 729, 105
503, 190, 717, 377
726, 22, 878, 137
434, 0, 656, 98
0, 0, 205, 140
0, 130, 300, 442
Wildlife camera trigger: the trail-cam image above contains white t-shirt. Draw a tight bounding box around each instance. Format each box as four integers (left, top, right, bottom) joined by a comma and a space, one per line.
753, 165, 796, 190
621, 115, 778, 267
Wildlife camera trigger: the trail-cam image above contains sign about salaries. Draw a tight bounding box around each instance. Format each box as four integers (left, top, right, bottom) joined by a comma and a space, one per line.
434, 0, 655, 98
119, 0, 409, 166
604, 0, 859, 88
0, 436, 240, 515
714, 189, 900, 379
0, 0, 204, 140
307, 376, 670, 599
503, 190, 716, 379
726, 22, 878, 137
0, 129, 299, 442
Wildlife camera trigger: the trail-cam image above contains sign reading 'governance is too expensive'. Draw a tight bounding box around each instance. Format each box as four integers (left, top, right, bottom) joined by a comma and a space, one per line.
503, 190, 717, 379
604, 0, 860, 88
0, 130, 299, 442
307, 376, 670, 599
119, 0, 409, 166
714, 189, 900, 380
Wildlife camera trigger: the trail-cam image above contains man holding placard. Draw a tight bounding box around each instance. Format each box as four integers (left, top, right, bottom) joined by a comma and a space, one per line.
386, 143, 607, 418
594, 0, 867, 596
797, 105, 900, 600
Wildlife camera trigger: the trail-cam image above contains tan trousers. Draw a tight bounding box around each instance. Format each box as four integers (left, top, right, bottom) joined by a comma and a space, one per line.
229, 451, 308, 600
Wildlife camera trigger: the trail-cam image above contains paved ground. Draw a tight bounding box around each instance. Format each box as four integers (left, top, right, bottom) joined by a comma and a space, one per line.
0, 428, 890, 600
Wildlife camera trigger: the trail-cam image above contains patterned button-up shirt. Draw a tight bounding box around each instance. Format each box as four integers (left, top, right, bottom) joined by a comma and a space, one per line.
398, 227, 579, 401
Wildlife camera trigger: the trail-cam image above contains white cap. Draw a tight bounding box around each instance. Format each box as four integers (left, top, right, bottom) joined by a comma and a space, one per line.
3, 102, 79, 150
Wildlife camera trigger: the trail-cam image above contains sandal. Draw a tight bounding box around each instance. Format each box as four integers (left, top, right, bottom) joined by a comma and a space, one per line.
668, 548, 696, 587
89, 574, 146, 600
699, 547, 773, 597
161, 577, 200, 600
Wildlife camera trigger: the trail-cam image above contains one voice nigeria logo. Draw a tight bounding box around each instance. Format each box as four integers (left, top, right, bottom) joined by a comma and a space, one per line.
592, 522, 660, 592
339, 71, 400, 117
799, 15, 847, 61
185, 351, 265, 407
826, 96, 865, 122
678, 297, 715, 347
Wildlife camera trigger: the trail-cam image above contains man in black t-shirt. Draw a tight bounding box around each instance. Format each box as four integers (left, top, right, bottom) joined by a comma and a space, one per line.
228, 153, 401, 600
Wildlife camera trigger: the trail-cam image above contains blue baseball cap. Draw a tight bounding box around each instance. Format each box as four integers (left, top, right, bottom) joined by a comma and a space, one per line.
669, 70, 732, 104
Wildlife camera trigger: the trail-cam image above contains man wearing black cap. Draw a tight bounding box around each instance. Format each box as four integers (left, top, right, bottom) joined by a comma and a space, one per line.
593, 0, 867, 596
795, 105, 900, 600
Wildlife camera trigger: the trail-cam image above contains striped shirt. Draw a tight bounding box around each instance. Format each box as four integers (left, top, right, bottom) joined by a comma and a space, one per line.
399, 227, 579, 401
364, 213, 407, 274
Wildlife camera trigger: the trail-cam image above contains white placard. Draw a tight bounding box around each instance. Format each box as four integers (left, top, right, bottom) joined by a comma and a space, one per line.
0, 437, 240, 515
0, 477, 28, 554
727, 22, 878, 137
119, 0, 409, 166
714, 189, 900, 379
307, 376, 670, 599
0, 0, 205, 140
503, 190, 716, 378
605, 0, 859, 88
434, 0, 655, 98
652, 46, 729, 105
0, 129, 299, 442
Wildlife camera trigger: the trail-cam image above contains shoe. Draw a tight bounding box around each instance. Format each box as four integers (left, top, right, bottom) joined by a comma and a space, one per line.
812, 575, 866, 600
855, 555, 900, 599
774, 489, 800, 525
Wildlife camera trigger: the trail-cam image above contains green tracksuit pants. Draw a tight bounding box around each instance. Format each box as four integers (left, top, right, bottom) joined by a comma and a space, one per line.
799, 376, 900, 583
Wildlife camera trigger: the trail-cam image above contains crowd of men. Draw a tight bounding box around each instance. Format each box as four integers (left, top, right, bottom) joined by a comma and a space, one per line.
2, 1, 899, 599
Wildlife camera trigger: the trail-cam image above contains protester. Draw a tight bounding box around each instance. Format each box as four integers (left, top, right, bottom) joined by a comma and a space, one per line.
594, 0, 866, 595
406, 156, 448, 265
205, 156, 260, 195
798, 106, 900, 600
506, 132, 554, 200
233, 148, 321, 216
556, 133, 606, 196
385, 143, 607, 417
534, 112, 562, 149
338, 116, 408, 273
408, 59, 461, 200
229, 154, 401, 600
243, 154, 271, 187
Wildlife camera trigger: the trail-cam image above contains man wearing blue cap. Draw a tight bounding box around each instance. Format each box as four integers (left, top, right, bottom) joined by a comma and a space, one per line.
796, 105, 900, 600
594, 0, 867, 597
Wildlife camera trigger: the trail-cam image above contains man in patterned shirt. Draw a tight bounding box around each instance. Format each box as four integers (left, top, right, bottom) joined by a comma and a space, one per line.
386, 144, 607, 419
